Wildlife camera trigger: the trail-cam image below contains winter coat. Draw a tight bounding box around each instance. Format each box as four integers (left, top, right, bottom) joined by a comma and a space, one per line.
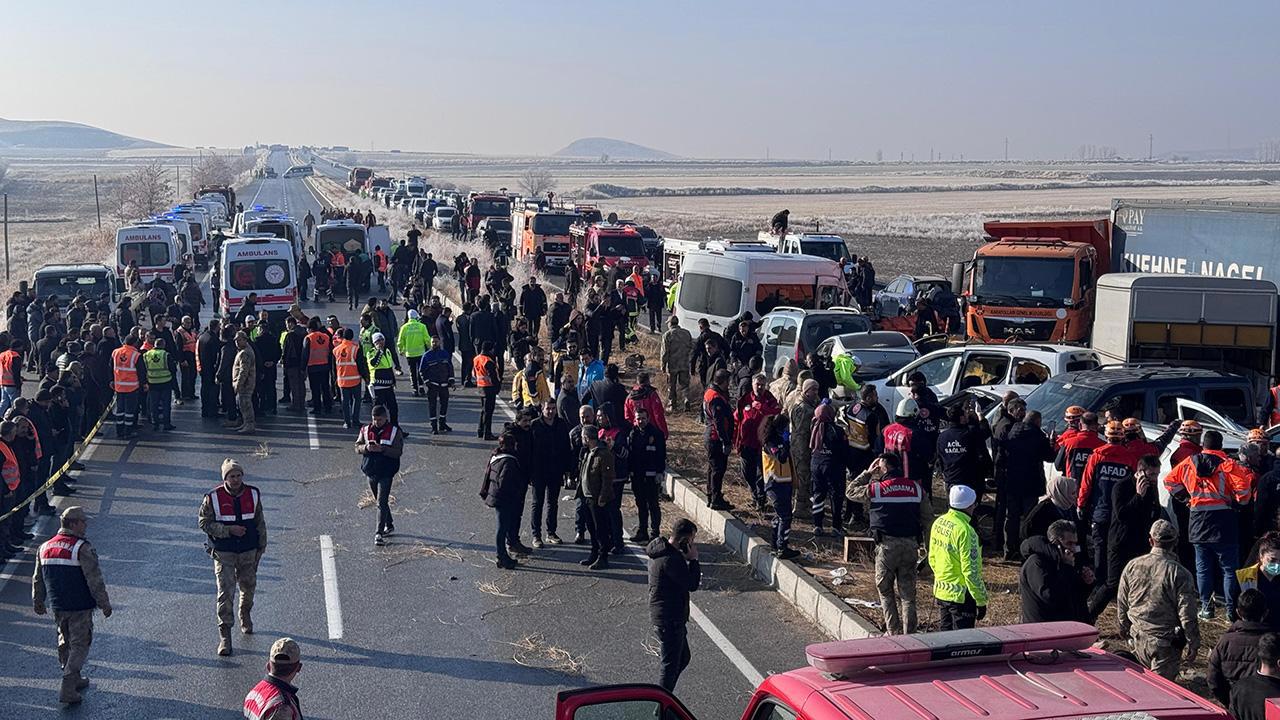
1207, 619, 1270, 705
480, 453, 524, 508
1018, 535, 1090, 623
511, 367, 551, 408
1001, 420, 1054, 498
585, 378, 628, 428
627, 422, 667, 480
577, 446, 615, 504
624, 384, 668, 437
734, 390, 780, 450
659, 325, 693, 376
530, 416, 574, 482
232, 346, 256, 394
646, 537, 701, 626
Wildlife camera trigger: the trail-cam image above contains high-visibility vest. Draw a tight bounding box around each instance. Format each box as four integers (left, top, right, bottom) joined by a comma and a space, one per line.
176, 327, 198, 354
374, 250, 388, 272
0, 349, 20, 387
330, 251, 346, 268
112, 345, 142, 392
143, 348, 173, 385
305, 332, 331, 366
473, 354, 495, 388
1271, 386, 1280, 426
37, 532, 96, 612
243, 677, 301, 720
0, 440, 18, 491
334, 341, 361, 389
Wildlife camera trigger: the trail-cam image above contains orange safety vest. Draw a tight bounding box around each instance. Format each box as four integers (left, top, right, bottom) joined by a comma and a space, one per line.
473, 354, 495, 388
0, 349, 20, 387
0, 440, 18, 491
112, 345, 142, 393
330, 251, 347, 268
176, 327, 198, 354
374, 249, 388, 272
1271, 386, 1280, 426
334, 340, 361, 388
1167, 449, 1254, 511
305, 331, 331, 366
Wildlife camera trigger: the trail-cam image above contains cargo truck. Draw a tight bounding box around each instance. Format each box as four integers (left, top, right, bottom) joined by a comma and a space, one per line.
1092, 272, 1277, 396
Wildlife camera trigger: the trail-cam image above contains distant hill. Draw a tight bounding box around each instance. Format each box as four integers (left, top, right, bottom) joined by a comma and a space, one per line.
553, 137, 679, 161
0, 118, 169, 150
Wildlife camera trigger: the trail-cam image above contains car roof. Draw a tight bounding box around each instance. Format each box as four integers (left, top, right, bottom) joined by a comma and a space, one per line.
1050, 365, 1239, 389
35, 264, 110, 276
832, 331, 914, 348
896, 273, 947, 283
920, 343, 1093, 359
765, 307, 864, 319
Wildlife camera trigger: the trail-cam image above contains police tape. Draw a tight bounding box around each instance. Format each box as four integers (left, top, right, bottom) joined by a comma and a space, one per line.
0, 399, 115, 524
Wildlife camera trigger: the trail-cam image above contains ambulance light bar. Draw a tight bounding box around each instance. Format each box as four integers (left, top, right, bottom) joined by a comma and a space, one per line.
805, 622, 1097, 676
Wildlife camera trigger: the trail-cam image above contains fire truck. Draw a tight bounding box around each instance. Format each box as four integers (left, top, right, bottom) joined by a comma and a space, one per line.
569, 223, 649, 278
513, 207, 577, 272
463, 192, 513, 237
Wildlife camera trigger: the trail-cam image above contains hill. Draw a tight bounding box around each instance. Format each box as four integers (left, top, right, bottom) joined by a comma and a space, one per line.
553, 137, 679, 161
0, 118, 169, 150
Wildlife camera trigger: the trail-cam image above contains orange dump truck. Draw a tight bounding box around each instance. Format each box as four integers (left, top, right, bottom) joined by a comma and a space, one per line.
954, 219, 1111, 343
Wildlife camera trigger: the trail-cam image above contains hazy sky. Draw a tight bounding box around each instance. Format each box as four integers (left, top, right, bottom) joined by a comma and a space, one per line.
3, 1, 1278, 160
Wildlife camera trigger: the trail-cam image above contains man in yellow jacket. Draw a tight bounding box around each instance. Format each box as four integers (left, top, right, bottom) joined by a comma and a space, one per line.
396, 309, 431, 397
928, 484, 987, 630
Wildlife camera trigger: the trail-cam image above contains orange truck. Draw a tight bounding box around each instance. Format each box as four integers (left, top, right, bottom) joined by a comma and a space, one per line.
953, 219, 1111, 343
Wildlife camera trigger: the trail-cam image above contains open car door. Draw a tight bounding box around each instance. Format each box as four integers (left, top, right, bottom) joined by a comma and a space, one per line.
1175, 397, 1247, 437
556, 685, 698, 720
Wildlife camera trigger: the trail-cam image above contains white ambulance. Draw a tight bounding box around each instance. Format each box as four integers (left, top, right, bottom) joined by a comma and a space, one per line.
116, 223, 182, 289
219, 236, 298, 322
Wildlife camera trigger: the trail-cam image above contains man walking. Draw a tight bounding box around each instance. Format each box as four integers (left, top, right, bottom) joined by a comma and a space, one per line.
420, 336, 453, 434
646, 518, 701, 692
356, 404, 404, 546
659, 316, 693, 412
474, 341, 499, 440
243, 637, 304, 720
32, 506, 112, 705
703, 369, 734, 510
397, 309, 430, 397
198, 458, 267, 656
928, 485, 988, 630
1118, 519, 1200, 680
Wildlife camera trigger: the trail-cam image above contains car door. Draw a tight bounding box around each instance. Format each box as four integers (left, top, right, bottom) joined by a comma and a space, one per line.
762, 316, 797, 373
1174, 397, 1246, 436
556, 685, 698, 720
876, 350, 961, 416
880, 277, 904, 316
955, 352, 1012, 396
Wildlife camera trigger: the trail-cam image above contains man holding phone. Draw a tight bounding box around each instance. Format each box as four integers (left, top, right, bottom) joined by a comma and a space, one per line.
646, 518, 702, 691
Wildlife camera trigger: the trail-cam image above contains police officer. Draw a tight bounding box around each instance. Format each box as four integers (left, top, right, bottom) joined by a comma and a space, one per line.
928, 485, 988, 630
366, 332, 398, 427
849, 453, 931, 635
198, 458, 267, 656
32, 506, 112, 705
243, 637, 304, 720
143, 336, 178, 431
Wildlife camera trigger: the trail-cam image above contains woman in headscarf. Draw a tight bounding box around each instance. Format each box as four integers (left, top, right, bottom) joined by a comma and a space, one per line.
1020, 471, 1077, 542
809, 400, 849, 536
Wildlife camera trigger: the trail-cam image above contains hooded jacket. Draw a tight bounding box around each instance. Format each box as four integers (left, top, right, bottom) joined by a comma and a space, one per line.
1018, 535, 1089, 623
480, 453, 523, 508
624, 383, 668, 437
646, 537, 701, 626
734, 389, 779, 451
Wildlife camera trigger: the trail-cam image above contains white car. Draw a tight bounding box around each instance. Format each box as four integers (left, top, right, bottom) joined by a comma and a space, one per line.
871, 343, 1100, 418
432, 206, 456, 231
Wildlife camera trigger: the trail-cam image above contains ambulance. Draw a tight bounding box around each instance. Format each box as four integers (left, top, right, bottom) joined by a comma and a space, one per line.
558, 623, 1227, 720
116, 223, 182, 289
219, 236, 297, 324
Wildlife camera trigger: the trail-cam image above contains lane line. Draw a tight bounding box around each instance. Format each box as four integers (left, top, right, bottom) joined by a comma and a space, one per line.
307, 413, 320, 450
319, 535, 344, 640
250, 177, 268, 208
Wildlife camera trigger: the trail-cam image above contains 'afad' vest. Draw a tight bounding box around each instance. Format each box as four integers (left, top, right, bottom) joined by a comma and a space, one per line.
38, 533, 97, 611
208, 484, 261, 554
868, 475, 925, 538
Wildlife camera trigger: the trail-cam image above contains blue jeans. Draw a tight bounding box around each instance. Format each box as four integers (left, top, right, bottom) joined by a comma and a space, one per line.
0, 386, 18, 418
340, 386, 361, 427
149, 383, 172, 428
1194, 541, 1240, 613
495, 505, 519, 562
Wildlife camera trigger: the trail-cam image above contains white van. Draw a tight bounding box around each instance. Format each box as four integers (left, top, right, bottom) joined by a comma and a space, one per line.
243, 216, 303, 259
165, 210, 206, 266
674, 251, 848, 335
758, 231, 848, 263
233, 206, 282, 235
116, 224, 181, 287
219, 236, 298, 320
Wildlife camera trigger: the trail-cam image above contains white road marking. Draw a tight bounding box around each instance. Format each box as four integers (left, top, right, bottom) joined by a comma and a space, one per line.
250, 177, 269, 208
307, 413, 320, 450
301, 177, 329, 210
319, 535, 344, 640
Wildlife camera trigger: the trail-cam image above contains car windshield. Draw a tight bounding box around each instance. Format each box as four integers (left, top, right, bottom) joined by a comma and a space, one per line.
229, 259, 291, 291
800, 239, 846, 261
436, 208, 455, 217
800, 315, 872, 352
36, 274, 109, 300
849, 348, 915, 380
598, 235, 645, 256
532, 214, 575, 235
120, 241, 170, 267
472, 200, 511, 216
1021, 377, 1104, 429
974, 257, 1075, 306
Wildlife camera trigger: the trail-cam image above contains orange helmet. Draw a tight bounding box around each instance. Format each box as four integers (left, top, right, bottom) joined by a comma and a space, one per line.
1064, 406, 1085, 421
1247, 428, 1266, 443
1121, 418, 1142, 435
1104, 420, 1126, 441
1178, 420, 1203, 437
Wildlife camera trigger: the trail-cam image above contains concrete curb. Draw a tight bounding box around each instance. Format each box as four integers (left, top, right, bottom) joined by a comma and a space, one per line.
664, 471, 878, 641
308, 177, 875, 640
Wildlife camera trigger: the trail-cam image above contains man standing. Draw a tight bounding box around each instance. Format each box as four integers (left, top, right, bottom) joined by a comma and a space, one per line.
659, 316, 693, 412
333, 329, 367, 430
111, 334, 144, 438
303, 317, 333, 415
32, 506, 112, 705
365, 333, 399, 427
0, 336, 22, 417
474, 341, 500, 441
1118, 519, 1199, 681
577, 426, 614, 568
1078, 420, 1137, 589
646, 518, 701, 692
355, 404, 404, 546
243, 637, 304, 720
281, 316, 306, 413
518, 276, 548, 337
628, 406, 667, 544
231, 332, 257, 434
420, 336, 453, 434
703, 369, 735, 510
1230, 633, 1280, 720
175, 315, 199, 402
928, 485, 988, 630
397, 309, 430, 397
143, 336, 178, 431
788, 379, 820, 519
199, 458, 266, 656
529, 399, 571, 547
848, 454, 929, 635
1018, 519, 1093, 623
198, 319, 222, 418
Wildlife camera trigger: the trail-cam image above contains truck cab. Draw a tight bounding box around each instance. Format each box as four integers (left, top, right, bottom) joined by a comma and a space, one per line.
558, 623, 1226, 720
957, 219, 1111, 344
465, 192, 513, 237
759, 231, 848, 263
570, 223, 649, 279
515, 208, 576, 271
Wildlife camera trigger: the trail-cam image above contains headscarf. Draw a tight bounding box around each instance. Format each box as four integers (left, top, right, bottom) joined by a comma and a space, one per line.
1044, 472, 1076, 512
810, 401, 835, 453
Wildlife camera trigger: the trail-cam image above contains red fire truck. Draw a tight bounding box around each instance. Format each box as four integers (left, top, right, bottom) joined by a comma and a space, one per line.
557, 623, 1228, 720
569, 223, 649, 278
464, 192, 513, 237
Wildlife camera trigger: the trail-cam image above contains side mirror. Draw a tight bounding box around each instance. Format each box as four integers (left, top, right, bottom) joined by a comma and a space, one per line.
951, 262, 966, 295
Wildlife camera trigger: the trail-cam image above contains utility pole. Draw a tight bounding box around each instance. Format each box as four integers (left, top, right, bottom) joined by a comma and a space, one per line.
3, 193, 9, 282
1004, 137, 1009, 161
827, 147, 832, 162
176, 164, 181, 198
766, 146, 770, 161
1148, 133, 1154, 161
93, 174, 102, 229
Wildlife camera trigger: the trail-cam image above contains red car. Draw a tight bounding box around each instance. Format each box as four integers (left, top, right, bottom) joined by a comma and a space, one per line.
557, 623, 1227, 720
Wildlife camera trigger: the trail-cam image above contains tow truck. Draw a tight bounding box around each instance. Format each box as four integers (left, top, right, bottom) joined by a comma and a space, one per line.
557, 623, 1227, 720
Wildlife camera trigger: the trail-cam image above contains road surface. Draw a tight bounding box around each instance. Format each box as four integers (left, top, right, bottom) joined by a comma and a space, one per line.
0, 152, 825, 719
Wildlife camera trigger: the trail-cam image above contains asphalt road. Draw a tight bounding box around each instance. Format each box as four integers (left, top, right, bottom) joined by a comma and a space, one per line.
0, 152, 824, 719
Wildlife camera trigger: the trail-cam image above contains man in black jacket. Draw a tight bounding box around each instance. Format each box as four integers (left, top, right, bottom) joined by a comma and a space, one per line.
548, 293, 572, 346
1001, 410, 1054, 560
1018, 519, 1092, 623
457, 302, 475, 387
1230, 632, 1280, 720
196, 320, 223, 418
281, 316, 306, 412
518, 278, 548, 337
253, 321, 282, 416
584, 363, 628, 430
647, 518, 701, 692
1209, 588, 1270, 706
528, 400, 572, 548
628, 406, 667, 543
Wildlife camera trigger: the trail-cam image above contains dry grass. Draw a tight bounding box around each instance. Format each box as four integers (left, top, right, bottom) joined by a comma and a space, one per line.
381, 541, 465, 569
356, 490, 397, 510
476, 579, 516, 598
503, 633, 587, 675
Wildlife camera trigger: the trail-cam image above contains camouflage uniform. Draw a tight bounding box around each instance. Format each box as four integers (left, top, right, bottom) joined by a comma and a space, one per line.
199, 490, 268, 641
1117, 547, 1200, 681
659, 325, 693, 411
32, 527, 112, 703
848, 467, 933, 635
788, 397, 819, 519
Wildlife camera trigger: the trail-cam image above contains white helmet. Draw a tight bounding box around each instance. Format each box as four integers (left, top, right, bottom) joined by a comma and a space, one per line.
895, 397, 919, 418
850, 355, 862, 367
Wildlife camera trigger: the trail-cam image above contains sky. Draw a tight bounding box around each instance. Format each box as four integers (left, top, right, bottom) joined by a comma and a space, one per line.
2, 0, 1278, 160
